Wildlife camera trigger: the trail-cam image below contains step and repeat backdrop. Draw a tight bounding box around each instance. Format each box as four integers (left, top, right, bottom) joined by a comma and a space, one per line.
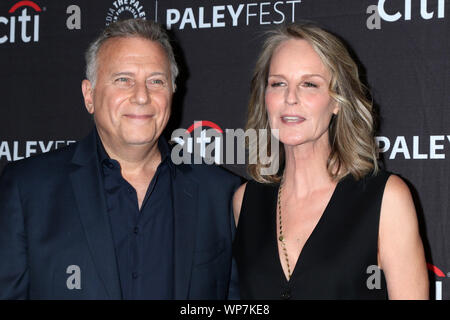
0, 0, 449, 299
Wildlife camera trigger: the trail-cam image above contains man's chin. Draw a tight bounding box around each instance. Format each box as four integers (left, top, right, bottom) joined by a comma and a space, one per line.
125, 140, 157, 146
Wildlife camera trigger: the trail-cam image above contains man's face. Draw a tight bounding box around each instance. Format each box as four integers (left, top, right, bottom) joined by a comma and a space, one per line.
82, 37, 173, 151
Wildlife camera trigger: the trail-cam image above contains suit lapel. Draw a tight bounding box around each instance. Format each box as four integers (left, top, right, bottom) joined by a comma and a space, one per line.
69, 131, 122, 299
173, 164, 199, 299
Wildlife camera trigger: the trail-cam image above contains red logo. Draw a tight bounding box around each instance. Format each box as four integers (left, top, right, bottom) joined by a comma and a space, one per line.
9, 1, 42, 13
171, 121, 224, 164
427, 263, 446, 300
1, 1, 42, 44
186, 120, 223, 134
428, 263, 446, 278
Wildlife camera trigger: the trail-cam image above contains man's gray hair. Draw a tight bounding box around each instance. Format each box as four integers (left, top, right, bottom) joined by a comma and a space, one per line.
85, 19, 179, 90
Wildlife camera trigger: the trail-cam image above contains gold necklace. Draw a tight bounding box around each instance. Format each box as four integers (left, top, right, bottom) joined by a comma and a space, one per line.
277, 180, 291, 280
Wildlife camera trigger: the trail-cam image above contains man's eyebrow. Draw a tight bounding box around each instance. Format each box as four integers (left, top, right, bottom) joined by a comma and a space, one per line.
148, 71, 169, 77
111, 72, 134, 77
111, 71, 168, 77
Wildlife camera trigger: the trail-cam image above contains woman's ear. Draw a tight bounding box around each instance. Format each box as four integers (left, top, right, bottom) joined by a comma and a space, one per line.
332, 102, 340, 115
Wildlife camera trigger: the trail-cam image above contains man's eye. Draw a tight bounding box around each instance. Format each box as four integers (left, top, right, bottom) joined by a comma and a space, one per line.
148, 79, 165, 87
115, 78, 133, 86
151, 79, 164, 84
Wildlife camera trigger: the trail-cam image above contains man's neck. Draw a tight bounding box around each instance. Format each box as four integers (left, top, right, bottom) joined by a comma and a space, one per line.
99, 136, 162, 175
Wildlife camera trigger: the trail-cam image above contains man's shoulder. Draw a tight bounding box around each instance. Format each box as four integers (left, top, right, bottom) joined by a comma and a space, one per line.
1, 142, 79, 179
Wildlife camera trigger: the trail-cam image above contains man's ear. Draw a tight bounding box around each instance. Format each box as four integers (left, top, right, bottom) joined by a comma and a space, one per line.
81, 79, 94, 114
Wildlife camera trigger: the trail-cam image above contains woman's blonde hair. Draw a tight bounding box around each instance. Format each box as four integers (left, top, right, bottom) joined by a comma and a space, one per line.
246, 23, 379, 183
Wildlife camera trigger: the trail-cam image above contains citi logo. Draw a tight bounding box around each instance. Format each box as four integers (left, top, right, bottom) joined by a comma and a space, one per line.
186, 120, 223, 135
378, 0, 445, 22
428, 263, 447, 300
367, 0, 445, 29
171, 121, 280, 175
172, 121, 224, 164
0, 1, 42, 44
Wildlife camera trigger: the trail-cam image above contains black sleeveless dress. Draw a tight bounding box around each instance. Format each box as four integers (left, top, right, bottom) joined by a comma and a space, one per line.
233, 171, 390, 299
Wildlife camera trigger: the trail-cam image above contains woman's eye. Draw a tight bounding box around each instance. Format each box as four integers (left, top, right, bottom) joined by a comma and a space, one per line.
269, 82, 285, 87
303, 81, 318, 88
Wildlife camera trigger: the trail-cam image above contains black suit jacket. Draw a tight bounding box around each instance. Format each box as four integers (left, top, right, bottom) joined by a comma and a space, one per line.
0, 130, 241, 299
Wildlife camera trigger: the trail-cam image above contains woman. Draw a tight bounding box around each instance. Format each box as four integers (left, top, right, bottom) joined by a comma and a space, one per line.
232, 23, 428, 299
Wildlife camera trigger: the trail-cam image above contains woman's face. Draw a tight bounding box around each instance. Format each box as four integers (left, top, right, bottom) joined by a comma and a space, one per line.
265, 38, 339, 149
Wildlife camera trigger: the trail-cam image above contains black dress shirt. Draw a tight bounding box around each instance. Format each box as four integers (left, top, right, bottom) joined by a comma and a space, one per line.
96, 131, 175, 299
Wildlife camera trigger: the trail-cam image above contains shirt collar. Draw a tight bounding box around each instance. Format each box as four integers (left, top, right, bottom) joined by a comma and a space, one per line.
95, 129, 110, 164
157, 135, 171, 164
95, 128, 175, 176
158, 136, 176, 177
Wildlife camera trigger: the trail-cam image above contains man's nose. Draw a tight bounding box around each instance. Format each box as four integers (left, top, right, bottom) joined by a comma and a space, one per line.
130, 81, 150, 105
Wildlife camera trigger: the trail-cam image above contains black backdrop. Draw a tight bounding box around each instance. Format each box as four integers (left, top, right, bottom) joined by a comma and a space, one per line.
0, 0, 449, 299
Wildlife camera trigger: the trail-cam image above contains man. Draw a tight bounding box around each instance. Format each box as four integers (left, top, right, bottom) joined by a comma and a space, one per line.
0, 19, 240, 299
